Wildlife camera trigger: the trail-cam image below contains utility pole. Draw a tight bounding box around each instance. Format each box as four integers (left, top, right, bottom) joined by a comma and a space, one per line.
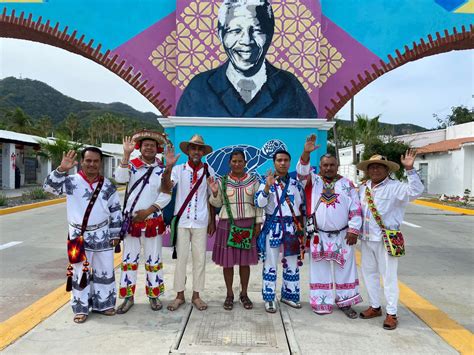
350, 97, 357, 165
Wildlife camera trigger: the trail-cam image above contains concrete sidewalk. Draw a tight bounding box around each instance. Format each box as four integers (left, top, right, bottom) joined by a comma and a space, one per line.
4, 247, 457, 354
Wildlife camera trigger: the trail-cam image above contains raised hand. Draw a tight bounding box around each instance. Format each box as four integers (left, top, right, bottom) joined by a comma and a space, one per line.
207, 176, 219, 196
304, 134, 319, 154
58, 150, 78, 172
265, 169, 276, 187
401, 149, 417, 170
123, 136, 135, 155
164, 145, 180, 168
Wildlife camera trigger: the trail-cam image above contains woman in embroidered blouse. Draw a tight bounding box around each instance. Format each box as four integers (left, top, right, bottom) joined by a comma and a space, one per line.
208, 150, 263, 311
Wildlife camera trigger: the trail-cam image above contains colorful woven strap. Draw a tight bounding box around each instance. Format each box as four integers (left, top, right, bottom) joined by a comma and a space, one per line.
364, 185, 387, 230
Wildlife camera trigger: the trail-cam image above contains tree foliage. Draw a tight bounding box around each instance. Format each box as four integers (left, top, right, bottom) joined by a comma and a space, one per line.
362, 138, 410, 180
434, 105, 474, 129
36, 137, 83, 167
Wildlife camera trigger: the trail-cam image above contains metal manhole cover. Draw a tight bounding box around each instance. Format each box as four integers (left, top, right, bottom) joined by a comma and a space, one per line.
175, 298, 290, 354
193, 308, 277, 347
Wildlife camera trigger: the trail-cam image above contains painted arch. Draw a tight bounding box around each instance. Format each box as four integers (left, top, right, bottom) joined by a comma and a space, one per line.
1, 0, 472, 119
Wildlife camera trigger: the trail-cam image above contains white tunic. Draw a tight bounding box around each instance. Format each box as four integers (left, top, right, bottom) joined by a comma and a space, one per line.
296, 159, 362, 234
358, 169, 424, 242
114, 157, 171, 215
43, 169, 122, 250
171, 162, 216, 228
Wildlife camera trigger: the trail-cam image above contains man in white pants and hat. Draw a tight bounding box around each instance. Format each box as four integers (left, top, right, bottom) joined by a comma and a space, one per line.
357, 150, 423, 330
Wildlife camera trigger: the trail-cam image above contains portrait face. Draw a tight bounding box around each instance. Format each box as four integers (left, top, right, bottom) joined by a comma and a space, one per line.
139, 139, 158, 161
229, 152, 246, 175
319, 156, 338, 179
273, 152, 290, 176
220, 5, 273, 76
367, 163, 389, 183
81, 151, 101, 176
187, 143, 205, 163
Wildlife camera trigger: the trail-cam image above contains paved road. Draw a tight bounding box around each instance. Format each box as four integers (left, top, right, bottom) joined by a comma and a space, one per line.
397, 203, 474, 332
1, 200, 472, 334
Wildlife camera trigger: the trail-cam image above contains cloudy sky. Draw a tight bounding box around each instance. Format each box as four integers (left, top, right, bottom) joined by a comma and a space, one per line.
1, 38, 472, 129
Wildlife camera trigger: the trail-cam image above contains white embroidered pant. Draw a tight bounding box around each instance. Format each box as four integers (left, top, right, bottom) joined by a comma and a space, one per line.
361, 240, 399, 315
71, 249, 116, 315
262, 235, 300, 303
309, 238, 361, 314
119, 233, 164, 299
173, 227, 208, 293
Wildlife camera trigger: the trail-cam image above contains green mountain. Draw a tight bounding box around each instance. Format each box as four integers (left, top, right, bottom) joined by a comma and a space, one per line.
0, 76, 163, 129
335, 118, 427, 136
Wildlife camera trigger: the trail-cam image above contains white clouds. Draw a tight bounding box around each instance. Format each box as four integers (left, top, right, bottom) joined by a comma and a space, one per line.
0, 38, 160, 114
337, 49, 473, 128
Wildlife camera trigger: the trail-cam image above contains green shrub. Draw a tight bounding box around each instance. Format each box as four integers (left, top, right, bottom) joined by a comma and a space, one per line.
0, 193, 7, 206
25, 188, 48, 200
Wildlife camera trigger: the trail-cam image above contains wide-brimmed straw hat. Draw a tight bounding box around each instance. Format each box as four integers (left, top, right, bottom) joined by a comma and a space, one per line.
356, 154, 400, 173
132, 129, 170, 147
179, 134, 213, 155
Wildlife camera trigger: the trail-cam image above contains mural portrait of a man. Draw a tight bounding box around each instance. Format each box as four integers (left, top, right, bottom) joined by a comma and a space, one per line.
176, 0, 318, 118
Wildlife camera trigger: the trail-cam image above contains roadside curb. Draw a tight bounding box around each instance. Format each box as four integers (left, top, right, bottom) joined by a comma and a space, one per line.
0, 253, 123, 351
0, 198, 66, 215
413, 200, 474, 215
0, 187, 126, 216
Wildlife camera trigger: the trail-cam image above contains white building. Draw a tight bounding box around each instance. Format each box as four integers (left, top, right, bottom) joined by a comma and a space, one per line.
337, 122, 474, 196
0, 130, 123, 190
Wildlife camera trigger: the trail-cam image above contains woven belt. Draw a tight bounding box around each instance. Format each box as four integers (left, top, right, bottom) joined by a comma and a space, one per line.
317, 225, 348, 234
69, 219, 108, 231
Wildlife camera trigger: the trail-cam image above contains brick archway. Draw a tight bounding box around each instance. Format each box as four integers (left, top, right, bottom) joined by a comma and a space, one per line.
324, 24, 473, 119
0, 8, 172, 116
2, 8, 472, 120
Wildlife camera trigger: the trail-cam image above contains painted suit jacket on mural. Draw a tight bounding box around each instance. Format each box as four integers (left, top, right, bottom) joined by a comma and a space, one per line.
255, 176, 304, 248
296, 160, 362, 234
176, 61, 318, 118
43, 169, 122, 251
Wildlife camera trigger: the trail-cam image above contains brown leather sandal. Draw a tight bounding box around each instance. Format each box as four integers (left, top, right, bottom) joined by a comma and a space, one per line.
240, 294, 253, 310
73, 314, 88, 324
223, 296, 234, 311
359, 306, 382, 319
383, 314, 398, 330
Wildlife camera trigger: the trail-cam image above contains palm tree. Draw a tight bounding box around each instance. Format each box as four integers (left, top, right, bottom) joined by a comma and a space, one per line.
64, 113, 80, 141
5, 108, 35, 134
36, 137, 83, 167
35, 115, 53, 137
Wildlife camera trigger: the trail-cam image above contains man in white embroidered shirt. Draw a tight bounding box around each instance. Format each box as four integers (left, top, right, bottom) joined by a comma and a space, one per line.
357, 151, 423, 330
114, 130, 172, 314
162, 134, 216, 312
296, 135, 363, 319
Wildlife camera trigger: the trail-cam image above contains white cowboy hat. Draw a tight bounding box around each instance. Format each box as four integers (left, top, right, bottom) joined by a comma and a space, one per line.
356, 154, 400, 173
179, 134, 213, 156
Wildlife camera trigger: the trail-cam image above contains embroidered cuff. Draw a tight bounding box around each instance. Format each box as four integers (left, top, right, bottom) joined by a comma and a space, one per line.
406, 169, 417, 176
348, 228, 360, 235
260, 190, 269, 198
55, 168, 67, 175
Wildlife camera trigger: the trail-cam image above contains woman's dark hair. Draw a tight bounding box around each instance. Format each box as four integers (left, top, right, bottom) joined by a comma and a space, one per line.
273, 149, 291, 162
229, 149, 246, 161
81, 147, 103, 160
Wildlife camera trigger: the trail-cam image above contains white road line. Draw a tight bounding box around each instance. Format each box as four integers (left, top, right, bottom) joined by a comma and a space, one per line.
0, 241, 23, 250
402, 221, 421, 228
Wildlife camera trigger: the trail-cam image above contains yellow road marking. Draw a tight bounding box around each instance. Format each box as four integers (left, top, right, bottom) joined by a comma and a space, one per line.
355, 251, 473, 354
0, 253, 122, 350
0, 198, 66, 215
413, 200, 474, 215
0, 187, 126, 216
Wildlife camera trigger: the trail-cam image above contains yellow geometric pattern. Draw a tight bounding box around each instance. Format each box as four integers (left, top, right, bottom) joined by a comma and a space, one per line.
148, 0, 344, 92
